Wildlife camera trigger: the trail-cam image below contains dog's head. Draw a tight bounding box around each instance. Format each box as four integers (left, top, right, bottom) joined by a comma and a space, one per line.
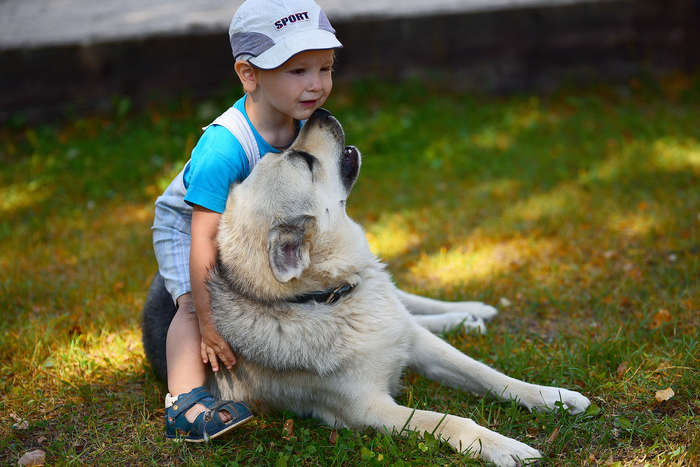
216, 109, 365, 300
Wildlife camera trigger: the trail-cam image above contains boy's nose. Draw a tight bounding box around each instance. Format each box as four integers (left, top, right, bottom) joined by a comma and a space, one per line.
306, 73, 323, 92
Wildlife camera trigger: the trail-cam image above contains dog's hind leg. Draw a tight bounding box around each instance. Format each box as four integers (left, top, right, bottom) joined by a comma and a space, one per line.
355, 392, 541, 466
397, 289, 497, 333
412, 313, 486, 334
395, 289, 497, 320
409, 325, 590, 414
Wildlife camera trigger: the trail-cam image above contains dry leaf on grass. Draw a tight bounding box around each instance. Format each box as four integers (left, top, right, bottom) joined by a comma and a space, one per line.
499, 297, 512, 307
616, 362, 628, 378
282, 419, 294, 440
546, 426, 560, 444
329, 429, 338, 445
619, 296, 633, 308
655, 387, 675, 402
18, 449, 45, 466
649, 309, 672, 329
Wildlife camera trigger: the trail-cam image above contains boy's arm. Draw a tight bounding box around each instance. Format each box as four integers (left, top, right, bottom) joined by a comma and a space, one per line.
191, 204, 237, 372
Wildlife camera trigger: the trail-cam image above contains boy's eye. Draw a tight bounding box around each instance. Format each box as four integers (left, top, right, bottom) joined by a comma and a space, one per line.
289, 68, 306, 75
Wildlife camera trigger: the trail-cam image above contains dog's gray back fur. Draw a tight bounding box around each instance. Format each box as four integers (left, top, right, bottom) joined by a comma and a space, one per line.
141, 272, 176, 381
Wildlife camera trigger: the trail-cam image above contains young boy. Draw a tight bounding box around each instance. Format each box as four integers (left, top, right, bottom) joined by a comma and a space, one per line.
151, 0, 341, 442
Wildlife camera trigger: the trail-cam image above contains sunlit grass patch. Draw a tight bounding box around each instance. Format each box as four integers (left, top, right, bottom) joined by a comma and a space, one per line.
494, 182, 590, 230
365, 211, 423, 259
0, 181, 52, 215
652, 137, 700, 170
606, 211, 659, 237
407, 236, 554, 290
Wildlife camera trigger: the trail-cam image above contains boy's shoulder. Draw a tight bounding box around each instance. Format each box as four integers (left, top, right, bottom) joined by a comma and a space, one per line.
197, 124, 246, 157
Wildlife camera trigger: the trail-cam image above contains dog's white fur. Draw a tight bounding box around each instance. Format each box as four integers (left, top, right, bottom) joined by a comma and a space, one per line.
206, 110, 589, 466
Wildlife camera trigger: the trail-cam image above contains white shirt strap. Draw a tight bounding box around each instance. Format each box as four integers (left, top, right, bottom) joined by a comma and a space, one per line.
203, 107, 260, 172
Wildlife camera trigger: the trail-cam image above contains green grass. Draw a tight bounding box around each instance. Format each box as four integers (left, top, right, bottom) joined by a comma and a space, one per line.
1, 74, 698, 466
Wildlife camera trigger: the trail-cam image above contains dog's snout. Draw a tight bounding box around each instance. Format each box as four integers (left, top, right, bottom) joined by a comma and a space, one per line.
306, 108, 344, 142
309, 108, 332, 121
307, 108, 335, 129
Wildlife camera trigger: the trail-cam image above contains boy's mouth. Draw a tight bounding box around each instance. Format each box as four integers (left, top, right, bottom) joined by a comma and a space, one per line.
300, 99, 317, 108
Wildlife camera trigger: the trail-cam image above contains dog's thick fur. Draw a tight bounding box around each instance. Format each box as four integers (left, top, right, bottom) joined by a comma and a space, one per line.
142, 109, 589, 466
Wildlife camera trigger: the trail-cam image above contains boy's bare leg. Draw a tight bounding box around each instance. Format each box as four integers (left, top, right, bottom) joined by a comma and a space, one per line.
166, 293, 231, 422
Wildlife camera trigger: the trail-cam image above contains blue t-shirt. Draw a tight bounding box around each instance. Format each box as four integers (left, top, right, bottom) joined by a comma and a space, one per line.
182, 95, 282, 213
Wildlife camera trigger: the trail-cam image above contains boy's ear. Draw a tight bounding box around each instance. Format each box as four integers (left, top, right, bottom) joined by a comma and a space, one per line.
234, 60, 257, 93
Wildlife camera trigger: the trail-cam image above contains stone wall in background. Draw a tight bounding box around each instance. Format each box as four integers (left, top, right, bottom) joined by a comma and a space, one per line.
1, 0, 698, 123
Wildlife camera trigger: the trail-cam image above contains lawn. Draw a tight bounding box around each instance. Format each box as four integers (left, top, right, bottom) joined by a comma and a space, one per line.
1, 74, 698, 466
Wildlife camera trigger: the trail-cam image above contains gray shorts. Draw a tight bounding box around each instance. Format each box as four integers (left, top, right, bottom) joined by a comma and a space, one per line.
152, 166, 193, 305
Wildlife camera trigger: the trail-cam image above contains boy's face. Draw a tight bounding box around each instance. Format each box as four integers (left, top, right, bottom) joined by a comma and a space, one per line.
255, 49, 334, 121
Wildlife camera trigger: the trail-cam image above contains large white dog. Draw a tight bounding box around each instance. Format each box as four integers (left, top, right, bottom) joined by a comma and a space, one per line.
143, 109, 590, 466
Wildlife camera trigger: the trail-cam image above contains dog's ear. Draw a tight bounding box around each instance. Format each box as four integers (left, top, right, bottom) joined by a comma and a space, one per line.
267, 215, 315, 283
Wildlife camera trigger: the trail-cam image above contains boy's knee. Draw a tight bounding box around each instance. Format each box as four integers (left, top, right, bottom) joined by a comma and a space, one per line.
169, 294, 198, 334
173, 294, 197, 326
176, 293, 194, 313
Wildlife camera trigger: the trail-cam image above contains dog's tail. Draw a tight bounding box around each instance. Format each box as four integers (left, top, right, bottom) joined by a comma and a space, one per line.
141, 272, 177, 381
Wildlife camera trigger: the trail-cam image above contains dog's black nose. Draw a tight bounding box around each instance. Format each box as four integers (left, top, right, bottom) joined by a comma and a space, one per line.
343, 145, 359, 161
341, 145, 360, 192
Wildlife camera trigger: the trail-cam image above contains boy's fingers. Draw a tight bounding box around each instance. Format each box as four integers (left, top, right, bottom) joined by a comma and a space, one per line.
221, 346, 236, 368
214, 339, 235, 367
206, 346, 219, 372
208, 335, 235, 368
200, 341, 209, 364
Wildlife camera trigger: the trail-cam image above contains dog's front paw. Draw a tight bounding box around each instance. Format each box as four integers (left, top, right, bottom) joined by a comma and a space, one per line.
528, 387, 591, 414
446, 301, 498, 321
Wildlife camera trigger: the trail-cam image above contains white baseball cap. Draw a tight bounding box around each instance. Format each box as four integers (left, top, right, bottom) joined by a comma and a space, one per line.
229, 0, 342, 70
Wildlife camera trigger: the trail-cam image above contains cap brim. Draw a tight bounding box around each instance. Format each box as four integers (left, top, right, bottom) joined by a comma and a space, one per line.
248, 29, 342, 70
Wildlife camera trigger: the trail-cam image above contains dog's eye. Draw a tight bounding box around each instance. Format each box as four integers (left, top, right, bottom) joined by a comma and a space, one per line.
290, 150, 316, 172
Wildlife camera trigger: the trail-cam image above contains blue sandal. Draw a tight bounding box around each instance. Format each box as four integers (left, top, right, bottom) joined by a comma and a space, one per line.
165, 386, 253, 442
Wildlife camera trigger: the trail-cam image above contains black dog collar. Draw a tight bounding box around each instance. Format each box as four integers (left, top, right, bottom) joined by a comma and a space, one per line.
288, 283, 357, 305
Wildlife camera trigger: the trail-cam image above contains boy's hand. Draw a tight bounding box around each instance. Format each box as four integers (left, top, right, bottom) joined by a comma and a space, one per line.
199, 319, 237, 372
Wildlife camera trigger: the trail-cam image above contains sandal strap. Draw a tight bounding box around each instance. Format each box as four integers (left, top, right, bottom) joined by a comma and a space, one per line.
191, 400, 252, 442
201, 400, 244, 423
167, 386, 215, 418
